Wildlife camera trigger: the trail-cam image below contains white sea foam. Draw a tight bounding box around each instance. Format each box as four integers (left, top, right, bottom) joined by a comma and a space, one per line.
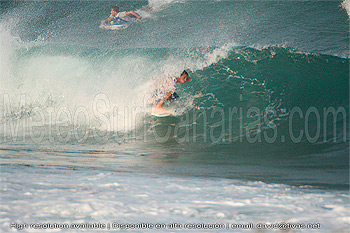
148, 0, 177, 11
1, 167, 349, 232
0, 23, 17, 95
0, 45, 158, 134
342, 0, 350, 17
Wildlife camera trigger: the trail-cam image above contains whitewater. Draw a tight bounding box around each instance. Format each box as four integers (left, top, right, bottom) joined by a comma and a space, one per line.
0, 0, 349, 232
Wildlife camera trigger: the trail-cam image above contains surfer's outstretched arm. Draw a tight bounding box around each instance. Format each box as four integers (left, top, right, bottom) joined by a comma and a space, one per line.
126, 11, 142, 19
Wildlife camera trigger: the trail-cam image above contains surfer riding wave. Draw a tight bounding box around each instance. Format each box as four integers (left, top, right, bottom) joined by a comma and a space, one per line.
153, 70, 192, 112
102, 6, 141, 25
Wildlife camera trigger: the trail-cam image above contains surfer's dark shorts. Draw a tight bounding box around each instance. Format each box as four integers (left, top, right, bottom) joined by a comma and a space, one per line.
168, 92, 179, 100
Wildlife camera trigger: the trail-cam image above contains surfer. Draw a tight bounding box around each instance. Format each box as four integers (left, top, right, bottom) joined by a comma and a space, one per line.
102, 6, 141, 25
155, 70, 192, 111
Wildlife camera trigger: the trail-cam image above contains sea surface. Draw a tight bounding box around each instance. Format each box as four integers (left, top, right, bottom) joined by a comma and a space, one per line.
0, 0, 349, 232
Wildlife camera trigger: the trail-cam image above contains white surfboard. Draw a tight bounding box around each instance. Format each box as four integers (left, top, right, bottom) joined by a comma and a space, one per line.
151, 112, 174, 117
100, 22, 130, 30
100, 15, 138, 30
151, 109, 175, 117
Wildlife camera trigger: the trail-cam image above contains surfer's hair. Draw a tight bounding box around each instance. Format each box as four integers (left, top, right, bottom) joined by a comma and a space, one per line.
181, 70, 188, 76
112, 6, 119, 12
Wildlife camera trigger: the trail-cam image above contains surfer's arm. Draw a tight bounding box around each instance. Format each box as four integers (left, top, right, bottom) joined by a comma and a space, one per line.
103, 17, 113, 25
156, 91, 172, 109
126, 11, 142, 19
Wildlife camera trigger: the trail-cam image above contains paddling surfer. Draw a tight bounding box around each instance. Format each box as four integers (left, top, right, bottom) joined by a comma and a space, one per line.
103, 6, 141, 25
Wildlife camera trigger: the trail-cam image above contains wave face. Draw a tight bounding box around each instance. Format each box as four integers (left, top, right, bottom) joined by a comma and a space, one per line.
0, 1, 349, 189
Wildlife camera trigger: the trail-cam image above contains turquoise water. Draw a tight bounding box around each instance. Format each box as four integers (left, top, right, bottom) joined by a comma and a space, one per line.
1, 1, 349, 232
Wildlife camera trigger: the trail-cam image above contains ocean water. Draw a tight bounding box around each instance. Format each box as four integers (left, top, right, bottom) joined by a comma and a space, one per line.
0, 0, 349, 232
